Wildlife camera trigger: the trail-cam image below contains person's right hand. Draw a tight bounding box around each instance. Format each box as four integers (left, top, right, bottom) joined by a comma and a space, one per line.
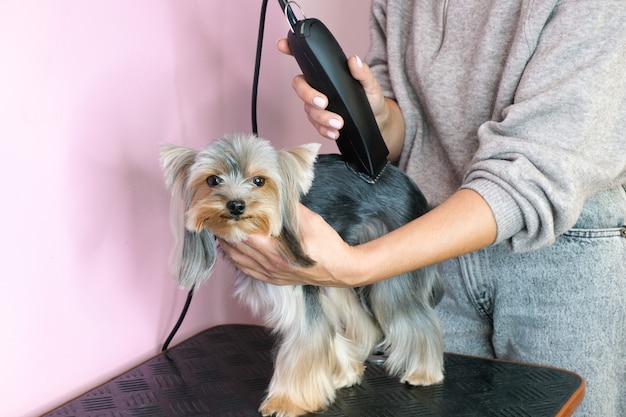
276, 38, 388, 142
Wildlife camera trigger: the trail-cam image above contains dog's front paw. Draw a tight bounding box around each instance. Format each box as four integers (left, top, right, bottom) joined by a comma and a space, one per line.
259, 395, 323, 417
400, 367, 444, 386
333, 361, 365, 389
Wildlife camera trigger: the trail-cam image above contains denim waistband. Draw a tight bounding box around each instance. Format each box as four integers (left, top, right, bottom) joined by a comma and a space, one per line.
572, 185, 626, 230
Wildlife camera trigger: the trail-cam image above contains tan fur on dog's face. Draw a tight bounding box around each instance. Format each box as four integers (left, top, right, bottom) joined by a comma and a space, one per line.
185, 138, 284, 242
160, 134, 321, 285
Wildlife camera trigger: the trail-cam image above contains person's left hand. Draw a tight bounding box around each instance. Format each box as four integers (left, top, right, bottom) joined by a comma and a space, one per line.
218, 204, 364, 288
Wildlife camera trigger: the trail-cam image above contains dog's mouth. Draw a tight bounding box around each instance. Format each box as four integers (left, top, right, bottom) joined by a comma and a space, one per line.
221, 214, 249, 221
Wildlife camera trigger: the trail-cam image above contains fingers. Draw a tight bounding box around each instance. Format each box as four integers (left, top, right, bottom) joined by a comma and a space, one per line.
277, 38, 382, 141
293, 55, 385, 140
292, 75, 344, 140
276, 38, 291, 55
219, 239, 270, 281
347, 55, 386, 117
218, 237, 292, 285
277, 38, 345, 140
346, 55, 368, 83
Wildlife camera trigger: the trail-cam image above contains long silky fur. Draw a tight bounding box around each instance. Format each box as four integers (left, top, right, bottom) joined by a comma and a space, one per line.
160, 143, 216, 289
159, 134, 444, 417
300, 153, 445, 390
275, 144, 319, 266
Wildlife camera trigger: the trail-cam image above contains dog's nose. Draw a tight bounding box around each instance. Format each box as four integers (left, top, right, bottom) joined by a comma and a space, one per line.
227, 200, 246, 216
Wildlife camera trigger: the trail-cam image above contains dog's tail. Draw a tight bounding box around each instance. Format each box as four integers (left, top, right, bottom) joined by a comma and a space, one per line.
160, 143, 216, 289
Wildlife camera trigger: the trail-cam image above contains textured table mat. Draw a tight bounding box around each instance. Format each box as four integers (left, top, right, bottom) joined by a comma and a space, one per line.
44, 324, 584, 417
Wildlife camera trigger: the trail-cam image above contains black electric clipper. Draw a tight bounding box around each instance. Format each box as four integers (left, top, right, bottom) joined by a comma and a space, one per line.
278, 0, 389, 182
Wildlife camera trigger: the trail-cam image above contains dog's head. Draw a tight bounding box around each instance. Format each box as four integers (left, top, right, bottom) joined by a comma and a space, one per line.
160, 134, 320, 288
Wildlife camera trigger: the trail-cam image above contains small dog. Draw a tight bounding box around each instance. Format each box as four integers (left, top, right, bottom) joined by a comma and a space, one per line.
160, 134, 443, 417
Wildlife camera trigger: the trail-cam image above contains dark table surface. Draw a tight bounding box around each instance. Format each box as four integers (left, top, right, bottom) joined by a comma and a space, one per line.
44, 324, 584, 417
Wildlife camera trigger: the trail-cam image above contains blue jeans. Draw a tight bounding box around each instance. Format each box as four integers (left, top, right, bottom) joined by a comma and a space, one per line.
436, 186, 626, 416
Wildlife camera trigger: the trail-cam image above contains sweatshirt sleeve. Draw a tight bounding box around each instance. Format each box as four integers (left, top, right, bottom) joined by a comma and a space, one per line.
366, 0, 393, 99
462, 1, 626, 252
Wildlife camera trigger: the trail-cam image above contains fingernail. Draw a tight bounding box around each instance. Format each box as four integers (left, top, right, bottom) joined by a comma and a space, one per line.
327, 131, 337, 140
313, 96, 326, 108
328, 118, 342, 129
355, 55, 363, 68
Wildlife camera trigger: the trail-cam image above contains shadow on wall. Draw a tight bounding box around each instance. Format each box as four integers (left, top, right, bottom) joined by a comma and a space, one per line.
162, 1, 275, 330
2, 2, 371, 416
64, 3, 269, 341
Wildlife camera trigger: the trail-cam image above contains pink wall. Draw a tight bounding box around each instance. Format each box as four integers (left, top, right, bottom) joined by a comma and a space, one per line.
0, 1, 370, 416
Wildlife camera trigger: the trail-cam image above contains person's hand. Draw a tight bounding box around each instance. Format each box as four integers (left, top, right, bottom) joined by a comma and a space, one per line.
276, 38, 388, 142
218, 204, 367, 288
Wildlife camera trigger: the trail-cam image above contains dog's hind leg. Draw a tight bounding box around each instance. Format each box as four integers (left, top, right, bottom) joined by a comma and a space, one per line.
369, 266, 444, 386
258, 285, 338, 417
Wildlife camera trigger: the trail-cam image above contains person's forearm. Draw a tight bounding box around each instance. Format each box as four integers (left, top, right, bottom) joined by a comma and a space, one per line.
353, 188, 497, 285
377, 97, 405, 162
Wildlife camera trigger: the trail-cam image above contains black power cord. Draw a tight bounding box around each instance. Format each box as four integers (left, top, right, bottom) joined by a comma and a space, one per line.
161, 285, 195, 353
161, 0, 271, 354
252, 0, 270, 136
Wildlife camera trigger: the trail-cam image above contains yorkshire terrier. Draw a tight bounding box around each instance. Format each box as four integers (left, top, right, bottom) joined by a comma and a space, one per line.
160, 134, 443, 417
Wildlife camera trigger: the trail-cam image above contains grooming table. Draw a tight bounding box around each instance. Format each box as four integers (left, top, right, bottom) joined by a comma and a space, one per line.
44, 324, 584, 417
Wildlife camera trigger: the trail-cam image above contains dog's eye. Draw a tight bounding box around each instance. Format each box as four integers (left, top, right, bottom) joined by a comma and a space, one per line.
252, 176, 265, 187
206, 175, 223, 187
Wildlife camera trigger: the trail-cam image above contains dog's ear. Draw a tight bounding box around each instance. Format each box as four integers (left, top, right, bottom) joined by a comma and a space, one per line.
160, 143, 216, 289
160, 143, 197, 190
273, 143, 320, 267
277, 143, 321, 195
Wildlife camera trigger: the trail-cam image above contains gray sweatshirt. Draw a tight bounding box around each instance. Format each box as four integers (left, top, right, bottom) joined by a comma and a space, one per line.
366, 0, 626, 252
